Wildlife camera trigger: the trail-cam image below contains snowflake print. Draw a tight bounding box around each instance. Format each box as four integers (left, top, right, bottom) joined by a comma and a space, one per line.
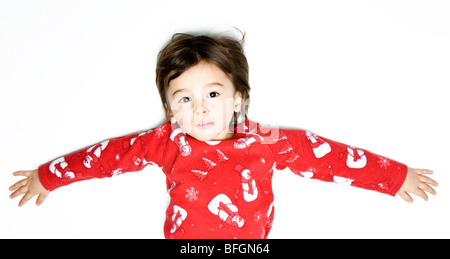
154, 125, 168, 138
254, 211, 262, 222
377, 157, 391, 169
185, 187, 199, 201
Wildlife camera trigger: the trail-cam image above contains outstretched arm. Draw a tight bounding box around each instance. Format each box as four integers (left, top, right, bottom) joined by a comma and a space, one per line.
262, 124, 438, 202
9, 123, 173, 207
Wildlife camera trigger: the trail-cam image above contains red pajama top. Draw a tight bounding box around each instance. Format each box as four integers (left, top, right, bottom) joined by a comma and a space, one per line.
38, 121, 407, 239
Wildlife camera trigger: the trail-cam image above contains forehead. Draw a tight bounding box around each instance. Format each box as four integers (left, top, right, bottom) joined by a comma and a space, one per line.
167, 62, 232, 94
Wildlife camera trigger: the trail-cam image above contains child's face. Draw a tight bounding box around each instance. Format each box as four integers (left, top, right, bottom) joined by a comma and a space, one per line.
166, 61, 242, 141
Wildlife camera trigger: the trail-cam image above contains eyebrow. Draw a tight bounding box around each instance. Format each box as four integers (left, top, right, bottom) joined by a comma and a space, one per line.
172, 88, 186, 97
171, 82, 224, 97
204, 82, 224, 88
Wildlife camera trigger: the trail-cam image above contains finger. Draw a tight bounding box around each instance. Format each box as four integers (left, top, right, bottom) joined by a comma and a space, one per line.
36, 192, 49, 206
419, 183, 437, 195
9, 186, 28, 199
398, 191, 413, 203
9, 178, 28, 191
13, 171, 31, 177
412, 188, 429, 201
416, 169, 433, 175
419, 175, 439, 187
18, 192, 35, 207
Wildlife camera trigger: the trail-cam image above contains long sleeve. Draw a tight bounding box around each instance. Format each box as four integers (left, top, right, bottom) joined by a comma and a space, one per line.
267, 127, 407, 196
38, 123, 172, 191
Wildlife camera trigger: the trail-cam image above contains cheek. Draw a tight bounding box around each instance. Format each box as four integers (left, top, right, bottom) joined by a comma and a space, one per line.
171, 102, 188, 117
212, 97, 237, 127
223, 97, 236, 118
173, 105, 193, 127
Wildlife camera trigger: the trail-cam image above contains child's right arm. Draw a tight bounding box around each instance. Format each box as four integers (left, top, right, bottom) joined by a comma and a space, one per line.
9, 123, 173, 207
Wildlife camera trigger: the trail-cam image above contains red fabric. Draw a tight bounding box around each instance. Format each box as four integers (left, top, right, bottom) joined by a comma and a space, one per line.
38, 121, 407, 239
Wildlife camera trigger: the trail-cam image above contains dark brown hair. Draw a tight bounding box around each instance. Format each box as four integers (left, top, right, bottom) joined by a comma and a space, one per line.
155, 32, 250, 124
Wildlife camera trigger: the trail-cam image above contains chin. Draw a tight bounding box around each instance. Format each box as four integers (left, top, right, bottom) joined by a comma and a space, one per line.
188, 132, 217, 142
188, 127, 229, 141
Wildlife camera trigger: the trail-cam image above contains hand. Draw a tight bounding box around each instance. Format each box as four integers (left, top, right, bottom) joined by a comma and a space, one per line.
9, 170, 50, 207
397, 168, 438, 203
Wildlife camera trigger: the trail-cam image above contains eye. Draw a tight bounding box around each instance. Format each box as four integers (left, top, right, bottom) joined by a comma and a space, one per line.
179, 97, 191, 103
208, 92, 220, 98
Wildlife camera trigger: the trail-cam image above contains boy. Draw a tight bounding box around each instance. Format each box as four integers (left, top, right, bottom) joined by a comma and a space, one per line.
9, 33, 438, 238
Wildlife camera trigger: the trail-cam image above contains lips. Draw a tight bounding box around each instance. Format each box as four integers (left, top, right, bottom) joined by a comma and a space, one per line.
195, 121, 215, 130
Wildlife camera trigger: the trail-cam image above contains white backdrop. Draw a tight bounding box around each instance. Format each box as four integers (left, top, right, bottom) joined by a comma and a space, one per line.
1, 0, 449, 238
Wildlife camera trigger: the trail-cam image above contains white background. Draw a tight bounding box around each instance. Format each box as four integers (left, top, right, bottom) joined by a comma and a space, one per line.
1, 0, 449, 238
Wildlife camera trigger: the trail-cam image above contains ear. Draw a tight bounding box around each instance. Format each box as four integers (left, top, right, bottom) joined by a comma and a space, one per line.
164, 103, 177, 124
234, 92, 243, 113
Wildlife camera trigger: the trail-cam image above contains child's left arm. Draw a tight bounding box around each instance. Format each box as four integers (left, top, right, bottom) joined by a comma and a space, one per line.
397, 168, 438, 203
265, 127, 438, 203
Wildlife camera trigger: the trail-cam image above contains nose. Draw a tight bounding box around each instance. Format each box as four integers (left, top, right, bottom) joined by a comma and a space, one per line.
193, 98, 208, 115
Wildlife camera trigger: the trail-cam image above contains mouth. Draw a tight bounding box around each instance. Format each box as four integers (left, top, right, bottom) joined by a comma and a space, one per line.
195, 121, 215, 130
